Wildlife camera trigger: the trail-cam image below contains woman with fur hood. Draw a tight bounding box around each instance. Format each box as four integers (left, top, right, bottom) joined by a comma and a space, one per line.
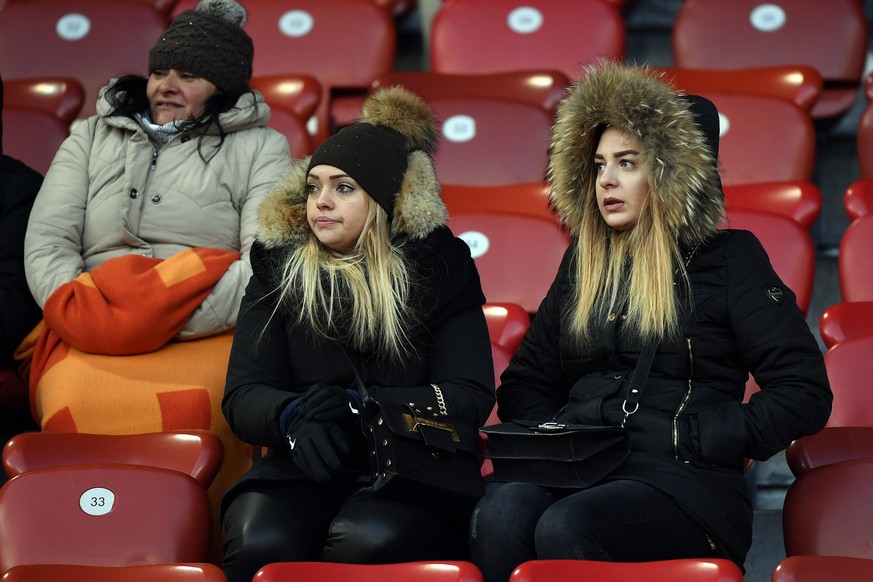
220, 87, 495, 581
468, 62, 831, 579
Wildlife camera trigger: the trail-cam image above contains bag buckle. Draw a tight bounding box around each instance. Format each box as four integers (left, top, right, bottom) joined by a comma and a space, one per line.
535, 421, 569, 431
403, 412, 461, 443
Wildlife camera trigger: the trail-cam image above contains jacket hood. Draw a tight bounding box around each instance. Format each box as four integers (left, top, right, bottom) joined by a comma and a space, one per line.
548, 62, 725, 247
257, 87, 447, 249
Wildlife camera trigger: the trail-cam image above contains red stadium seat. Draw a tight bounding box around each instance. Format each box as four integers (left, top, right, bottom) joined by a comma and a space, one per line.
653, 65, 823, 113
673, 0, 868, 120
839, 214, 873, 302
1, 77, 85, 174
783, 458, 873, 557
483, 303, 531, 356
857, 74, 873, 179
821, 336, 873, 428
0, 0, 168, 118
508, 558, 744, 581
2, 431, 224, 488
786, 426, 873, 478
0, 464, 212, 571
441, 183, 557, 224
722, 209, 816, 314
0, 563, 226, 582
430, 0, 625, 80
250, 75, 322, 158
253, 560, 484, 581
240, 0, 396, 145
705, 93, 816, 185
773, 555, 873, 582
844, 178, 873, 221
819, 301, 873, 349
723, 181, 822, 230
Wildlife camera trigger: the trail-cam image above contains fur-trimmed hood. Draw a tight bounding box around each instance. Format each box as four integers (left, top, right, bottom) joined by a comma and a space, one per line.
548, 62, 725, 246
256, 87, 448, 249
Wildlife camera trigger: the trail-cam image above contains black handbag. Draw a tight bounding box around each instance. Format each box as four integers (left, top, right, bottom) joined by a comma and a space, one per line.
342, 350, 486, 502
481, 343, 657, 488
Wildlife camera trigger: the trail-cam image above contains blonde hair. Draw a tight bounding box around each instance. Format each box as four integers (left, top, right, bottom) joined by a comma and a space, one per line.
272, 201, 416, 361
567, 146, 688, 348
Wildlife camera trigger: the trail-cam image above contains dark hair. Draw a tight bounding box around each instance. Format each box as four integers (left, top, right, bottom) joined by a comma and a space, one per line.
104, 74, 255, 162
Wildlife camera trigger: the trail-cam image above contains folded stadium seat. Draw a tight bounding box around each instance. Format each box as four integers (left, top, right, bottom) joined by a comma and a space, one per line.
2, 431, 224, 489
250, 74, 322, 158
843, 178, 873, 222
723, 181, 822, 230
508, 558, 744, 581
0, 0, 169, 118
772, 555, 873, 582
701, 92, 816, 185
722, 209, 816, 315
1, 77, 85, 174
253, 560, 484, 581
430, 0, 625, 81
785, 335, 873, 477
0, 563, 226, 582
839, 214, 873, 302
653, 65, 824, 113
483, 303, 531, 356
818, 300, 873, 349
441, 182, 558, 225
783, 458, 873, 557
0, 464, 212, 571
240, 0, 396, 145
673, 0, 868, 121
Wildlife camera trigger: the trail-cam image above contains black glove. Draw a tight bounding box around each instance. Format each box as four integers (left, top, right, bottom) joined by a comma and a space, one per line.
286, 416, 350, 483
298, 383, 361, 424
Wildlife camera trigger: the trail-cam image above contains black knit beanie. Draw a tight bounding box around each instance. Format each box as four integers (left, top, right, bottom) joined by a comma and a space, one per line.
682, 94, 720, 161
307, 123, 409, 218
148, 0, 253, 96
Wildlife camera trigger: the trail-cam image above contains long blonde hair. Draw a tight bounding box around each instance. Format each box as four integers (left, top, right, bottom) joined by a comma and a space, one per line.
567, 152, 687, 348
273, 201, 416, 361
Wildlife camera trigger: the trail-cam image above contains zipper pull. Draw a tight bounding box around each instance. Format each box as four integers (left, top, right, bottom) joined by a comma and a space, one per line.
149, 150, 158, 171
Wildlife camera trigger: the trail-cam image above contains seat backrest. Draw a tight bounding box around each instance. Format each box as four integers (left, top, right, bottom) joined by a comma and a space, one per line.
673, 0, 868, 119
0, 463, 212, 571
723, 181, 822, 230
446, 210, 570, 315
857, 74, 873, 179
722, 209, 816, 314
2, 77, 86, 126
371, 70, 570, 114
241, 0, 396, 145
785, 426, 873, 478
823, 336, 873, 427
483, 303, 531, 355
653, 65, 824, 113
0, 563, 226, 582
818, 301, 873, 349
773, 555, 873, 582
783, 458, 873, 557
2, 431, 224, 488
0, 0, 169, 118
432, 96, 554, 186
839, 214, 873, 302
704, 93, 816, 185
844, 178, 873, 222
430, 0, 625, 79
441, 182, 557, 224
253, 560, 484, 581
250, 75, 322, 158
508, 558, 744, 581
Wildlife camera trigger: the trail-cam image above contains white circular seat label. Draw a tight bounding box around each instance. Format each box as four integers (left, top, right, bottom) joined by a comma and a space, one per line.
279, 10, 314, 37
458, 231, 490, 258
79, 487, 115, 516
507, 7, 543, 34
749, 4, 786, 32
718, 112, 730, 137
57, 14, 91, 41
442, 115, 476, 143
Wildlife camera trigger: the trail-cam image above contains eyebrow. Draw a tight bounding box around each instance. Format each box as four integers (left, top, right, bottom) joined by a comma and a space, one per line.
308, 171, 351, 181
594, 149, 640, 159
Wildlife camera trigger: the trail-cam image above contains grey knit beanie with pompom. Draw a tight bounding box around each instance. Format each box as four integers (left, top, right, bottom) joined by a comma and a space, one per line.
148, 0, 253, 96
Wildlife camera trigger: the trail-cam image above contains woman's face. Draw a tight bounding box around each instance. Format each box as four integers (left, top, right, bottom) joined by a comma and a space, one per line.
146, 69, 217, 125
594, 127, 649, 231
306, 164, 370, 252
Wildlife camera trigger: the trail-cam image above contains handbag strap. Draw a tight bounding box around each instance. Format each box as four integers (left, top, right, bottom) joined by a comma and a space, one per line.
340, 346, 373, 403
621, 342, 659, 427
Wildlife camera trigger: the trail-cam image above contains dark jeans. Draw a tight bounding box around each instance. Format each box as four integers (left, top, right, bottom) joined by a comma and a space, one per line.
469, 480, 719, 582
221, 479, 471, 582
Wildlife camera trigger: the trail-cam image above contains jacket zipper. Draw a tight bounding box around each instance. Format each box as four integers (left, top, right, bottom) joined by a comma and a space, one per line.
672, 336, 694, 459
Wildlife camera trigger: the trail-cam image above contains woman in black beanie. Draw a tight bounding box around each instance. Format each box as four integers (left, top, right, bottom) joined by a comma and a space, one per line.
219, 86, 494, 581
468, 61, 831, 581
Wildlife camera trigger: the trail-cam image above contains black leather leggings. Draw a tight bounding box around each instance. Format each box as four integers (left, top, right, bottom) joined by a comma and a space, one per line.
221, 479, 472, 582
